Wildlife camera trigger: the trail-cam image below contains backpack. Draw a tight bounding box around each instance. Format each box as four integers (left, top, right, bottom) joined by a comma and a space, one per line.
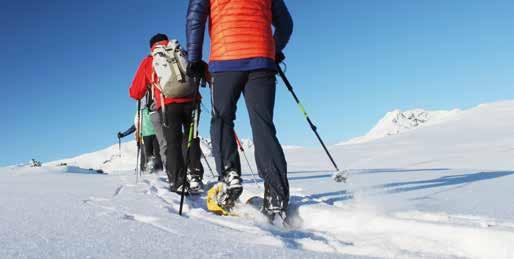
151, 39, 195, 98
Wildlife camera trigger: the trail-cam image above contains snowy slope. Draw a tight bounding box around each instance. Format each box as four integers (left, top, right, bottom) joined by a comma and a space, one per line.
48, 137, 281, 174
48, 137, 216, 173
328, 100, 514, 170
3, 100, 514, 258
340, 108, 461, 145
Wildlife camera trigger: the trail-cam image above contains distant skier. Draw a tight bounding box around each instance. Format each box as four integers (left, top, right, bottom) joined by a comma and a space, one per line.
117, 100, 163, 173
29, 159, 42, 167
186, 0, 293, 223
135, 104, 163, 173
129, 33, 205, 193
117, 124, 145, 171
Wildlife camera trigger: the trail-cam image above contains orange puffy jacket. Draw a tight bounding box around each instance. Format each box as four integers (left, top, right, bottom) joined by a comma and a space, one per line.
209, 0, 275, 61
187, 0, 293, 72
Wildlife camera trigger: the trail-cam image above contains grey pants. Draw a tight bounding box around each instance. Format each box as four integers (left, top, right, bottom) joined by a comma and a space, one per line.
151, 110, 167, 172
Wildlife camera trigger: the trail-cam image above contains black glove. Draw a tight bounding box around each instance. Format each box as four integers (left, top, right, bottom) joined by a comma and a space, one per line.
187, 61, 206, 78
117, 132, 123, 139
276, 51, 285, 64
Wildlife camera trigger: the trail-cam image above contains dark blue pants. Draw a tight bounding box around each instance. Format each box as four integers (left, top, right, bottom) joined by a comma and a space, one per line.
211, 70, 289, 210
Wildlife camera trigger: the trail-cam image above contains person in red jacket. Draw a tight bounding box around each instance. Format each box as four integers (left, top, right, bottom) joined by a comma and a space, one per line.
186, 0, 293, 223
129, 33, 204, 193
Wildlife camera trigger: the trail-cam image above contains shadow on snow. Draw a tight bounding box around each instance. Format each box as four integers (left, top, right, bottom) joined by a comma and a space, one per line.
242, 170, 335, 184
357, 168, 450, 174
65, 166, 106, 175
379, 171, 514, 193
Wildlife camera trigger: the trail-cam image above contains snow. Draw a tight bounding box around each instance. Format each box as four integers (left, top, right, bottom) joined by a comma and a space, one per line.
2, 100, 514, 258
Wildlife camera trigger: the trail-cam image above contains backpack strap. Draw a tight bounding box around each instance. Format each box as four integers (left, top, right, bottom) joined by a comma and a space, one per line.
163, 42, 185, 82
170, 50, 184, 82
151, 68, 168, 128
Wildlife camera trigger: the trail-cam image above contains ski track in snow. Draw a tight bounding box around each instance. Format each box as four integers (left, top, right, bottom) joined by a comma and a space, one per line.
74, 170, 514, 259
80, 172, 355, 255
134, 174, 355, 254
83, 187, 184, 237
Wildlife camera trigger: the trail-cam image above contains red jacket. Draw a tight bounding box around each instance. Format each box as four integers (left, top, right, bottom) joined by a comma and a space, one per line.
129, 41, 200, 109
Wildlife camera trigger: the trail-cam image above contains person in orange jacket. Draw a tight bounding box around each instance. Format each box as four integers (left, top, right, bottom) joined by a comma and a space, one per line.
186, 0, 293, 222
129, 33, 204, 193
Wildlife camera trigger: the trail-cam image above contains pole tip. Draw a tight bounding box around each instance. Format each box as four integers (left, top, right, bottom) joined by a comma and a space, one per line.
332, 170, 349, 183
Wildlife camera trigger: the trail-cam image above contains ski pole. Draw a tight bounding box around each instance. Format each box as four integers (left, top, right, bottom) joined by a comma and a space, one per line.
201, 149, 216, 178
201, 96, 258, 184
276, 63, 343, 175
179, 116, 195, 215
234, 132, 260, 188
179, 77, 201, 216
135, 100, 142, 183
118, 137, 122, 158
198, 102, 217, 179
139, 105, 145, 180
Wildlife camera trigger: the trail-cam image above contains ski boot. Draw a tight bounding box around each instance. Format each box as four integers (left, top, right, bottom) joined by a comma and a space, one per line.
262, 184, 289, 227
168, 172, 189, 194
223, 169, 243, 202
145, 156, 156, 174
263, 208, 288, 227
187, 170, 204, 194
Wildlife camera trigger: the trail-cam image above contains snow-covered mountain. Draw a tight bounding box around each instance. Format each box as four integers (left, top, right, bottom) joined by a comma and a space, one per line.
3, 100, 514, 258
340, 108, 461, 145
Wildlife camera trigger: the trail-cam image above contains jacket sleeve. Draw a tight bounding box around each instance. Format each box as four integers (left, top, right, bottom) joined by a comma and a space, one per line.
120, 125, 136, 138
186, 0, 210, 62
272, 0, 293, 52
129, 57, 151, 100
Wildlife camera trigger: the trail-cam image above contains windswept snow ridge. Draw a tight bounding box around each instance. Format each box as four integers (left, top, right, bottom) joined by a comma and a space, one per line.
341, 108, 460, 145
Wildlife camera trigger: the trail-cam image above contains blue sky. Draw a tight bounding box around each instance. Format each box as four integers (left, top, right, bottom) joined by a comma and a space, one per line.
2, 0, 514, 166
